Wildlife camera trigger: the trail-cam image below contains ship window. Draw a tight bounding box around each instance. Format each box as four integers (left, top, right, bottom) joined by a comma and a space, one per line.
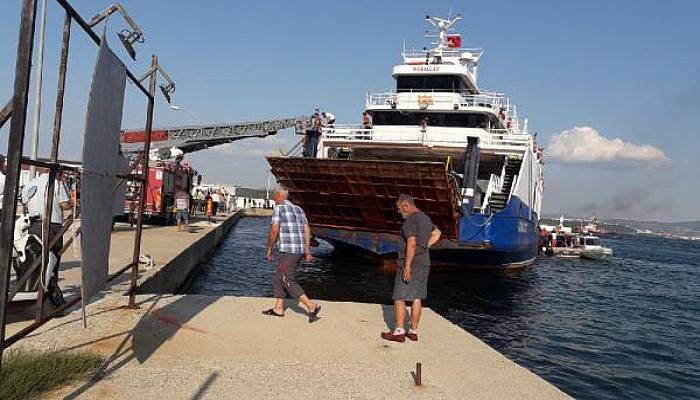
371, 111, 488, 128
396, 75, 468, 92
585, 237, 600, 246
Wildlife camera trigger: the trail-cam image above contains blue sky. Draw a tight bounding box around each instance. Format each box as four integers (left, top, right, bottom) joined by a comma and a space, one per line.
1, 0, 699, 221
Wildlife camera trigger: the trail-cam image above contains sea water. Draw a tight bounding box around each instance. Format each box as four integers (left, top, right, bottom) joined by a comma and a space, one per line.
187, 217, 700, 399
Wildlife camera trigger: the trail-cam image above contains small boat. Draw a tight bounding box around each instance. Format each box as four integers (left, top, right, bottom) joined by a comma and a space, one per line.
541, 216, 581, 258
552, 246, 581, 259
578, 235, 613, 260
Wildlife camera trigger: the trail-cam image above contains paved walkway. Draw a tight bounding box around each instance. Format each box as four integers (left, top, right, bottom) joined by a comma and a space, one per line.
5, 213, 235, 338
16, 294, 570, 399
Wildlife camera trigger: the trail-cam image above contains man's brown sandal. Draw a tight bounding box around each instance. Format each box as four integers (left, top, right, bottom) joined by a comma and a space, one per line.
381, 331, 406, 342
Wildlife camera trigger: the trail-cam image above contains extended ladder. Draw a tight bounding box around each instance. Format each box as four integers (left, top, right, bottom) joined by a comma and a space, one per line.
121, 116, 311, 155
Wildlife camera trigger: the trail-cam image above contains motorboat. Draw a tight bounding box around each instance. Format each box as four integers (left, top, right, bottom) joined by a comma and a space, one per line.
578, 235, 613, 260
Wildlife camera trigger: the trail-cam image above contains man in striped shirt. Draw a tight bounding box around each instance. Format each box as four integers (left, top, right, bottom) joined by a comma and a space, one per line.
264, 186, 321, 323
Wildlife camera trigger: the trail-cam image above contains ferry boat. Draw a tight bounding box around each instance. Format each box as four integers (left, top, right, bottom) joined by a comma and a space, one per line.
268, 14, 545, 271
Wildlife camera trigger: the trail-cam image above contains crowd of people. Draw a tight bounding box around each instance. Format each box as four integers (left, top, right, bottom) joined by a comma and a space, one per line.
190, 186, 235, 215
302, 109, 380, 158
173, 186, 274, 232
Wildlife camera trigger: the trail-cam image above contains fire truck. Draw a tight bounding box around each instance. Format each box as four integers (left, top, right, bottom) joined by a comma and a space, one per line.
122, 160, 198, 224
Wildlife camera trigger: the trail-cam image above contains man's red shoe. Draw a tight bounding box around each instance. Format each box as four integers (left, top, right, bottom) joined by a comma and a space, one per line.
381, 331, 406, 343
405, 331, 419, 341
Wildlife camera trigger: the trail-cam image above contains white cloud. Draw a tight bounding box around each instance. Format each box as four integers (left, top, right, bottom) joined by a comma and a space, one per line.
547, 126, 671, 166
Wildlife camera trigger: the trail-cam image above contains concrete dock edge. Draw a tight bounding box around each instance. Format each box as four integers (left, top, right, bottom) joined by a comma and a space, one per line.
136, 211, 243, 294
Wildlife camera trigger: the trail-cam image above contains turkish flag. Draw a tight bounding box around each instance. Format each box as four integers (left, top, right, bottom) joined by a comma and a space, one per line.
447, 35, 461, 48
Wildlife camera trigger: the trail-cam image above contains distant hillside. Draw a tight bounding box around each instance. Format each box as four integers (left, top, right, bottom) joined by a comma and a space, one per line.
540, 215, 700, 237
606, 219, 700, 236
539, 218, 636, 234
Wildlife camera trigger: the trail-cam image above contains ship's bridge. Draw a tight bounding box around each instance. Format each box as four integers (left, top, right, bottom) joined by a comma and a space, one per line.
373, 51, 518, 130
392, 61, 479, 94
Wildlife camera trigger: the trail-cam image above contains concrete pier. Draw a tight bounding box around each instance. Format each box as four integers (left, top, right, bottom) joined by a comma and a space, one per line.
18, 294, 570, 399
5, 212, 241, 338
6, 209, 570, 399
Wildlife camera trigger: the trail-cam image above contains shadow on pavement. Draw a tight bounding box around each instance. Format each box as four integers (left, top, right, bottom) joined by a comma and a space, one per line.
132, 294, 220, 363
381, 304, 394, 331
64, 295, 183, 399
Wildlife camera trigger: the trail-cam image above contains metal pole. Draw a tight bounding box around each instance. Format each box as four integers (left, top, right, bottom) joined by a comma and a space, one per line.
29, 0, 48, 179
0, 0, 39, 373
0, 100, 12, 128
415, 362, 422, 386
128, 54, 157, 308
35, 10, 72, 324
53, 14, 71, 149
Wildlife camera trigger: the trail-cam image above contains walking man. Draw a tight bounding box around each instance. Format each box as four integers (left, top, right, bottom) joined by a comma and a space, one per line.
174, 188, 190, 232
263, 186, 321, 323
382, 194, 441, 342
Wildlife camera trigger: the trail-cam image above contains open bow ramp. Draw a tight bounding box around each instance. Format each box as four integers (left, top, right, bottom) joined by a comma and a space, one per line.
267, 157, 459, 239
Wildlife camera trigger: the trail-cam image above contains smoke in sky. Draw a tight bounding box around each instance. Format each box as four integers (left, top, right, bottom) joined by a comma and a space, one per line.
574, 186, 674, 220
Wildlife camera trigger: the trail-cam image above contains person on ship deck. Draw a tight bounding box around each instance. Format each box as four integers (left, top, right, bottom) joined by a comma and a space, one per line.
362, 111, 373, 129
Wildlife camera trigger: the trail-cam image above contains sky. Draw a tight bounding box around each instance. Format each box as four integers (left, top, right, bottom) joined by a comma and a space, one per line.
1, 0, 699, 222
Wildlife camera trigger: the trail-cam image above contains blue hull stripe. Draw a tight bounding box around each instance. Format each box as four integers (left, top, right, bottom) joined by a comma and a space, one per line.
312, 195, 539, 269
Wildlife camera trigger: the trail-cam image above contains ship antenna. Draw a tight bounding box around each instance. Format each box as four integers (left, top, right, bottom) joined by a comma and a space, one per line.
425, 14, 462, 51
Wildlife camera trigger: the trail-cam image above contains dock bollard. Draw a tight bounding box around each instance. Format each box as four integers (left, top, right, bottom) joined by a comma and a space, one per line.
415, 362, 422, 386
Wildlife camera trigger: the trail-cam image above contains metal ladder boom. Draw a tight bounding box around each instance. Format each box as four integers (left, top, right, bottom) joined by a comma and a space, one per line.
121, 115, 310, 155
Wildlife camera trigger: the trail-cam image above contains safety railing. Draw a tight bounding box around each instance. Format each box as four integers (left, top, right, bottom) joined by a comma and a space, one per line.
321, 126, 531, 149
509, 175, 519, 197
401, 47, 484, 60
366, 89, 511, 111
480, 173, 502, 213
482, 130, 531, 147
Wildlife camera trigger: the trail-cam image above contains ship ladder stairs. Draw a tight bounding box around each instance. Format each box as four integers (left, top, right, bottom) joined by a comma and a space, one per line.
488, 156, 523, 213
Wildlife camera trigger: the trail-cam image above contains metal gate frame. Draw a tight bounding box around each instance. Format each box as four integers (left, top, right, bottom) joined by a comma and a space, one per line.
0, 0, 169, 371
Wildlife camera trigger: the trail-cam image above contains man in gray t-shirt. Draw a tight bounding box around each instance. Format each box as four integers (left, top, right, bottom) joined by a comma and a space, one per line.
382, 194, 441, 343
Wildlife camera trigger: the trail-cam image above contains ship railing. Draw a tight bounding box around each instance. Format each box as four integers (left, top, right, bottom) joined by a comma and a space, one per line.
321, 126, 531, 149
322, 125, 376, 141
483, 129, 532, 147
480, 173, 502, 213
509, 175, 519, 197
401, 47, 484, 60
499, 162, 507, 192
367, 89, 512, 113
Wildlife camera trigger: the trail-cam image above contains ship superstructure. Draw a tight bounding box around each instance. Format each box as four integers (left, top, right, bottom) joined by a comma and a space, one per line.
268, 15, 545, 270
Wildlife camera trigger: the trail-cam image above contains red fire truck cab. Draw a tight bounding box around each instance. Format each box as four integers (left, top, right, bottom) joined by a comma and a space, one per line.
122, 161, 197, 224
